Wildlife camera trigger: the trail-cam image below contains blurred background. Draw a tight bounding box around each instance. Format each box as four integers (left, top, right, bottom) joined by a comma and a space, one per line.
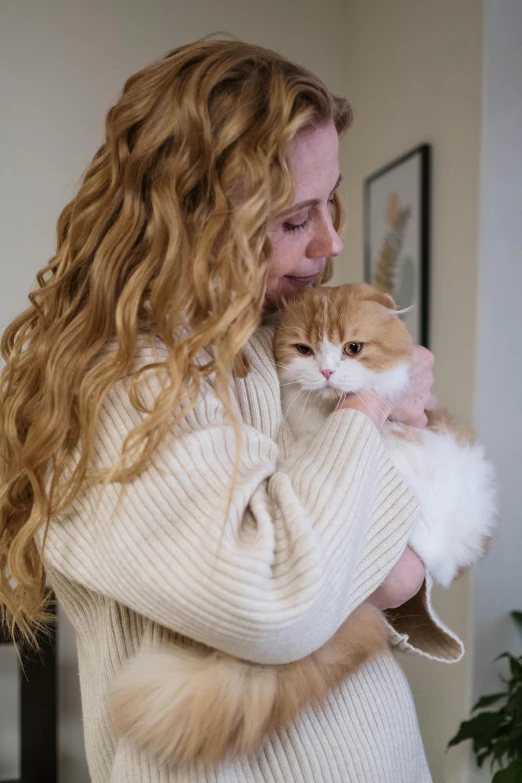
1, 1, 521, 781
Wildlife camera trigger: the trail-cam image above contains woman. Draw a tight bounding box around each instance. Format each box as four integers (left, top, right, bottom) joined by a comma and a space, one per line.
0, 39, 463, 782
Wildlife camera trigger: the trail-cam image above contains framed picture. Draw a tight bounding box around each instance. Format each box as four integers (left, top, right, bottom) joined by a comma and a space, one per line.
364, 144, 431, 347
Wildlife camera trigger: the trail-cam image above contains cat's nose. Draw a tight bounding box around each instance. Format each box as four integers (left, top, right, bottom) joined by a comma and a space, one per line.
321, 369, 333, 380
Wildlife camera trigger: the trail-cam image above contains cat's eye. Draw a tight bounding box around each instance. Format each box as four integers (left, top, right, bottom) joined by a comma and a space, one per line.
343, 342, 363, 356
295, 344, 314, 356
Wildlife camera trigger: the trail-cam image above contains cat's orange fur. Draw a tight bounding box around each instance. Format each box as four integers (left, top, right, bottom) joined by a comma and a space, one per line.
274, 283, 412, 374
110, 283, 476, 767
110, 602, 386, 767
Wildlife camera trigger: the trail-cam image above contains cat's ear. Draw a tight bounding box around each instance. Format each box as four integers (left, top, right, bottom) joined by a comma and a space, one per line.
372, 290, 414, 317
358, 283, 397, 310
380, 292, 397, 309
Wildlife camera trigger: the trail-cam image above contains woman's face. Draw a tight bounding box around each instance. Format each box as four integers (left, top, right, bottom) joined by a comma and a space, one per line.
264, 121, 343, 305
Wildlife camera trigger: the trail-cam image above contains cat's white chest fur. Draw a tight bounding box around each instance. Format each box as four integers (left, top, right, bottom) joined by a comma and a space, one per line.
279, 386, 329, 470
382, 424, 496, 586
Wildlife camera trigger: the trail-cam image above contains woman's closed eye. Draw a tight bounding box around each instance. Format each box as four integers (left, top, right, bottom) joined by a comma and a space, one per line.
283, 218, 309, 233
282, 198, 335, 234
283, 212, 310, 233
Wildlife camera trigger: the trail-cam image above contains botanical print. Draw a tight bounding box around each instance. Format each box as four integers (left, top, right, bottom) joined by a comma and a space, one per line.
364, 146, 430, 346
373, 192, 414, 314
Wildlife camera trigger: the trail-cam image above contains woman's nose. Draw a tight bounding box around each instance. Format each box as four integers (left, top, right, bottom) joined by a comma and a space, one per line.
307, 214, 343, 259
329, 229, 343, 257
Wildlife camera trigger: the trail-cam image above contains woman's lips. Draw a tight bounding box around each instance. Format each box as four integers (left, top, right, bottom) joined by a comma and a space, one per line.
284, 273, 320, 288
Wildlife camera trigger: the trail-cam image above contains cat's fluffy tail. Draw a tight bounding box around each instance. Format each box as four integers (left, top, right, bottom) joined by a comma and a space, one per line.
110, 603, 386, 767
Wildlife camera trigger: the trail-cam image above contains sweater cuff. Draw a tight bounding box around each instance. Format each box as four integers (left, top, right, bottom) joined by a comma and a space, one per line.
384, 571, 464, 663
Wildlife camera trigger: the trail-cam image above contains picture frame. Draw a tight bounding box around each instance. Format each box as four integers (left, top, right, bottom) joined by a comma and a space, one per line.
364, 144, 431, 347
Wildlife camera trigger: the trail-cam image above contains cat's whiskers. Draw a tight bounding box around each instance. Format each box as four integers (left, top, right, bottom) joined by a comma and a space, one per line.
274, 361, 300, 372
353, 390, 382, 420
353, 391, 393, 425
370, 389, 401, 424
368, 393, 391, 419
335, 391, 348, 411
299, 389, 314, 419
280, 387, 308, 427
370, 390, 393, 413
387, 403, 406, 427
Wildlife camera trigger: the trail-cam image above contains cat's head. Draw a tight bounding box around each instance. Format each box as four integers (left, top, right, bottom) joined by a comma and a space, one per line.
274, 283, 413, 401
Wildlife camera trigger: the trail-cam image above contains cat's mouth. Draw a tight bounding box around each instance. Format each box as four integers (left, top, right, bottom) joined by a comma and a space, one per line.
301, 383, 344, 400
322, 385, 343, 400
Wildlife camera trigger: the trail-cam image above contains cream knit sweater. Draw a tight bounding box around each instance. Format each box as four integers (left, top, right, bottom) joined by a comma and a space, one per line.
44, 326, 463, 783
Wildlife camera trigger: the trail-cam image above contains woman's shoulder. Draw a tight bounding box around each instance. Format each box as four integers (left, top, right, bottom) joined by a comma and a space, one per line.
101, 327, 280, 432
132, 328, 277, 371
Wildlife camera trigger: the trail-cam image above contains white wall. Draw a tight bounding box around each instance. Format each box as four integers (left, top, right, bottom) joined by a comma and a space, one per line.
471, 1, 522, 780
336, 2, 484, 781
0, 2, 348, 781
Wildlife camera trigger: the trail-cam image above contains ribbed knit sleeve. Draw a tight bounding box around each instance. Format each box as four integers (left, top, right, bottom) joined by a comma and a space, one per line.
42, 342, 420, 666
386, 572, 464, 661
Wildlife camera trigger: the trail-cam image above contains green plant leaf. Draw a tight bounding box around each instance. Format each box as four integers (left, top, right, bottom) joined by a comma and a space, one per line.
492, 759, 522, 782
448, 712, 506, 748
473, 693, 508, 712
493, 742, 508, 764
451, 614, 522, 773
510, 658, 522, 681
476, 749, 491, 768
496, 653, 522, 681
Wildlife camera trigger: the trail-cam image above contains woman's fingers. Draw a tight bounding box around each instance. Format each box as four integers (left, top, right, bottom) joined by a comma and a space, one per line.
389, 345, 436, 427
425, 393, 438, 411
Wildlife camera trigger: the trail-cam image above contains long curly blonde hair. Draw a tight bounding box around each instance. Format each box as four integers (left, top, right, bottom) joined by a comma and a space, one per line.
0, 39, 351, 641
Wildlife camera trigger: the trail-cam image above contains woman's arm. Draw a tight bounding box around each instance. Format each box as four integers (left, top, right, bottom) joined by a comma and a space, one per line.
42, 371, 418, 666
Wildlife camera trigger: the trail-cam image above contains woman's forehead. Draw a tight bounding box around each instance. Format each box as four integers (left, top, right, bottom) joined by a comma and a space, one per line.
286, 122, 340, 202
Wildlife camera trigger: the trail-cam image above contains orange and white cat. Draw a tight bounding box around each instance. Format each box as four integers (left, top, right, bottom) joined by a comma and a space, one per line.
110, 283, 496, 768
276, 284, 497, 588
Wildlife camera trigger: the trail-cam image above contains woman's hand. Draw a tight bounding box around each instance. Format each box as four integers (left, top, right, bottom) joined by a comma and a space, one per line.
337, 390, 394, 431
389, 345, 437, 428
368, 547, 425, 611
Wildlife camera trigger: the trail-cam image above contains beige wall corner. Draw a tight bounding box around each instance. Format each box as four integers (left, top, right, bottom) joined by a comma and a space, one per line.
471, 0, 522, 779
334, 1, 483, 781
